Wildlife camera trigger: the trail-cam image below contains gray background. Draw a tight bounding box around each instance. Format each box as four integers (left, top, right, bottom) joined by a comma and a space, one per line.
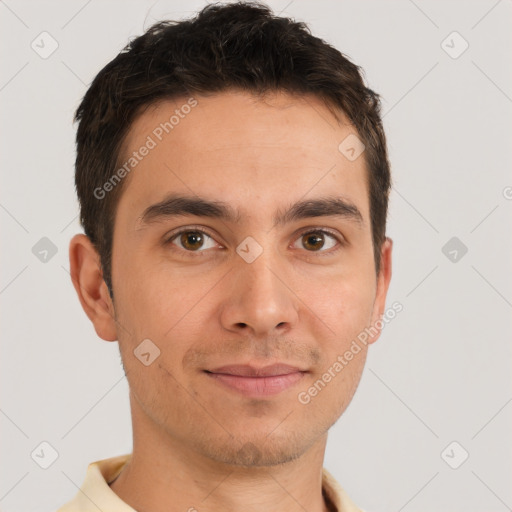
1, 1, 511, 511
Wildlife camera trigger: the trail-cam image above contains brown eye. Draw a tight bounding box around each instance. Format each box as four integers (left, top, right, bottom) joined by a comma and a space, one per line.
169, 229, 218, 252
180, 231, 205, 250
293, 230, 340, 252
302, 232, 325, 251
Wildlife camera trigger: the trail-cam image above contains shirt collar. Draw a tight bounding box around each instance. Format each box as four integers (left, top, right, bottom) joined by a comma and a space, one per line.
57, 453, 363, 512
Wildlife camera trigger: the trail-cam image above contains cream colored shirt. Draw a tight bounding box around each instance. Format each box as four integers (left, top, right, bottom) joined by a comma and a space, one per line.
57, 453, 363, 512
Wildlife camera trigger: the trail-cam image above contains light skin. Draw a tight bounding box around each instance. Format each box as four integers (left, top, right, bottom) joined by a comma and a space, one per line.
70, 90, 392, 512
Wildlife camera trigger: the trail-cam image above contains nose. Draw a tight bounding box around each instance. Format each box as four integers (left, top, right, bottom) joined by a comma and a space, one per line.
219, 251, 299, 338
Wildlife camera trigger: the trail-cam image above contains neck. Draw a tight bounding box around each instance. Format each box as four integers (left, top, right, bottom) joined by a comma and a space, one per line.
110, 392, 331, 512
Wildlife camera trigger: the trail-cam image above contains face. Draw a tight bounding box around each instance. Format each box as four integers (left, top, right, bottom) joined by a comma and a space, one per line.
103, 90, 391, 466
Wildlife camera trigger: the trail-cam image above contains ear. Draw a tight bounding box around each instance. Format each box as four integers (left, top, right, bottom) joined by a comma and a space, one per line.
69, 234, 118, 341
367, 237, 393, 345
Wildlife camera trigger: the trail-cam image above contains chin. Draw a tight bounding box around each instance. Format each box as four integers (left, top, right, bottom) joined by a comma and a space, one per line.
192, 426, 322, 468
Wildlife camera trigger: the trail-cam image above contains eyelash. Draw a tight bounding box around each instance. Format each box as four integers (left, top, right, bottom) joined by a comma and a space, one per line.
164, 225, 344, 257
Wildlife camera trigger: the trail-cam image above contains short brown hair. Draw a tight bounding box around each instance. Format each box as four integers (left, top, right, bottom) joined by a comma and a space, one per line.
74, 1, 391, 296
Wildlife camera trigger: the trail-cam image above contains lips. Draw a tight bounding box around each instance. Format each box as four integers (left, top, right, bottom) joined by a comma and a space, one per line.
204, 363, 307, 397
207, 363, 305, 377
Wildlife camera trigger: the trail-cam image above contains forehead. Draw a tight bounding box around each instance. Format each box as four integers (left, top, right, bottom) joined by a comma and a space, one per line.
116, 90, 370, 227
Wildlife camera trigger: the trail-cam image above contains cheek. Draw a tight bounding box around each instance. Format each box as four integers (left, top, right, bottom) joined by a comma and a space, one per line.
112, 267, 207, 407
304, 266, 376, 343
112, 255, 217, 351
303, 267, 376, 411
296, 282, 374, 414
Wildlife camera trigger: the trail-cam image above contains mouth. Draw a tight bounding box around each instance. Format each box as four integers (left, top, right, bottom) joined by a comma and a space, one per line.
204, 363, 307, 397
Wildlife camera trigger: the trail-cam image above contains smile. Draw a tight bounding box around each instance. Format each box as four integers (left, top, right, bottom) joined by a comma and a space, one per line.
204, 367, 306, 397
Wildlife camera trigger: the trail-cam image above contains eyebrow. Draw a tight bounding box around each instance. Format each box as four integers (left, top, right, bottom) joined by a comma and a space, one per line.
139, 194, 364, 228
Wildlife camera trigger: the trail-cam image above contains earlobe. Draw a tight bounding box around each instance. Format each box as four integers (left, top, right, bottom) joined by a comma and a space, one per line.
69, 234, 118, 341
368, 236, 393, 344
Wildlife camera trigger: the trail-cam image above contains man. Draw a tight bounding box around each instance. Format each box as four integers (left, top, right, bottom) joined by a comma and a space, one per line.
59, 1, 392, 511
